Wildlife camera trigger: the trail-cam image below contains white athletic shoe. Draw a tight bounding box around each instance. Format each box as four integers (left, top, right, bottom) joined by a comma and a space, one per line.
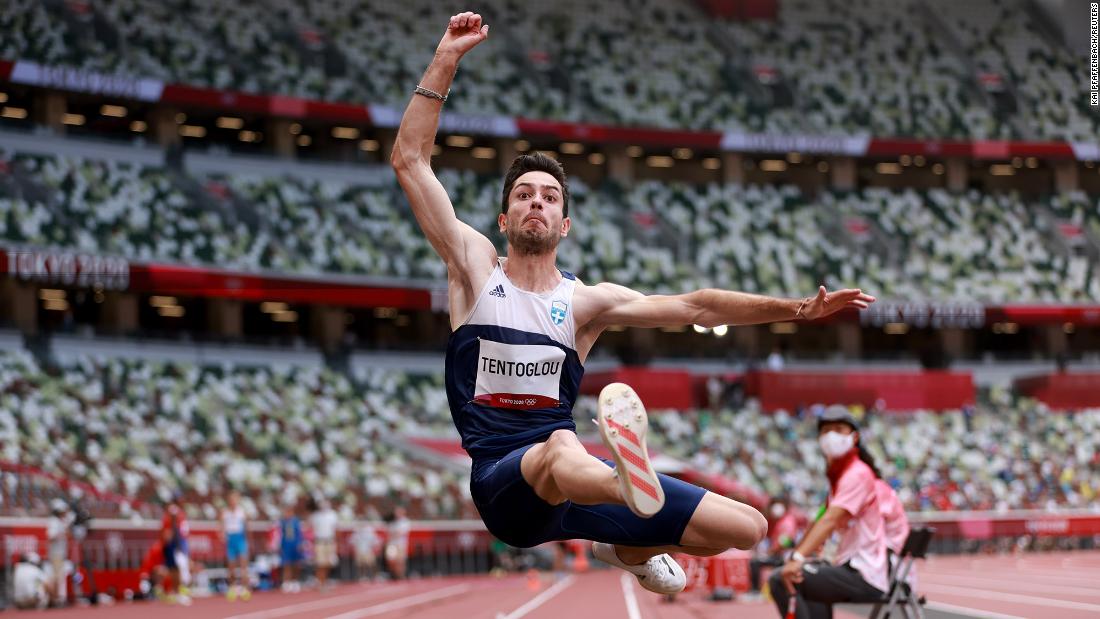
591, 542, 686, 594
596, 382, 664, 518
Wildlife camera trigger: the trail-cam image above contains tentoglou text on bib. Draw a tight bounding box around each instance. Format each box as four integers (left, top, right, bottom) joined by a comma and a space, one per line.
473, 339, 565, 409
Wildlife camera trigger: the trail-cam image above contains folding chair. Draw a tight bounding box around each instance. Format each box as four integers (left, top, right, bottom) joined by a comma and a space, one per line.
869, 526, 934, 619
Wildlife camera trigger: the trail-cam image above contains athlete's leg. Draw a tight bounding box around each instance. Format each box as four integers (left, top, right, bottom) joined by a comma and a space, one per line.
613, 492, 768, 564
520, 429, 624, 506
679, 491, 768, 550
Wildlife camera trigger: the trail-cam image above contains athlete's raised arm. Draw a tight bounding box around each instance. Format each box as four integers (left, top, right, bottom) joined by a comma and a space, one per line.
579, 283, 875, 331
391, 12, 496, 275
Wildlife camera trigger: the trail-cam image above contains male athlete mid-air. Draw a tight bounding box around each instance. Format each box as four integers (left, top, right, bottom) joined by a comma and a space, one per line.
391, 12, 876, 593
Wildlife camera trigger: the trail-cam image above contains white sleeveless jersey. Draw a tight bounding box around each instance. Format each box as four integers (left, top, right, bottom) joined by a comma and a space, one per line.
445, 259, 583, 461
223, 507, 246, 535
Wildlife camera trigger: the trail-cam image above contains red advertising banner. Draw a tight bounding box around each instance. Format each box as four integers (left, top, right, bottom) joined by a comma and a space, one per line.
127, 262, 432, 310
744, 370, 976, 411
580, 368, 696, 409
1014, 373, 1100, 408
674, 549, 752, 594
910, 512, 1100, 540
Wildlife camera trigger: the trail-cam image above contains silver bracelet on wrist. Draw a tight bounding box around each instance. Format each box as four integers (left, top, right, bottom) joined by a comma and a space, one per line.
795, 297, 810, 320
414, 85, 449, 102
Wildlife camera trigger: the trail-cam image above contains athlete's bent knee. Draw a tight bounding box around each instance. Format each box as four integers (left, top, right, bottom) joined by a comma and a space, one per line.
752, 509, 769, 546
729, 507, 768, 550
544, 429, 583, 458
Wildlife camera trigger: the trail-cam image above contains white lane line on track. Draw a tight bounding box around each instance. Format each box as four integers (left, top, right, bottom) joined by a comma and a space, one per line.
223, 584, 414, 619
923, 568, 1100, 588
619, 573, 643, 619
934, 560, 1100, 577
495, 575, 576, 619
919, 573, 1100, 598
323, 583, 473, 619
922, 583, 1100, 612
924, 601, 1027, 619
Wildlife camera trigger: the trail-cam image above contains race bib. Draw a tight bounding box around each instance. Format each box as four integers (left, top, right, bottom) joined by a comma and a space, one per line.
474, 339, 565, 409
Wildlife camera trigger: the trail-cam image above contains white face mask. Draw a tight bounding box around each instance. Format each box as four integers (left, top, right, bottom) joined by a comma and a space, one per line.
819, 431, 855, 460
770, 504, 786, 519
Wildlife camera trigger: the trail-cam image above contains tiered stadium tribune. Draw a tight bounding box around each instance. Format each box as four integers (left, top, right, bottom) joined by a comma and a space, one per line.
0, 0, 1095, 139
3, 144, 1098, 301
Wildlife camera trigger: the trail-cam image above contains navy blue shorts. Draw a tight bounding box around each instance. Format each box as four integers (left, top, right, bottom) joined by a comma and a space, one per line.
470, 443, 706, 549
163, 540, 178, 569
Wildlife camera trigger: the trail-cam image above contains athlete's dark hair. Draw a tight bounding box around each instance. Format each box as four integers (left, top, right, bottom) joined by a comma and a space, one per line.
856, 441, 882, 479
500, 152, 570, 217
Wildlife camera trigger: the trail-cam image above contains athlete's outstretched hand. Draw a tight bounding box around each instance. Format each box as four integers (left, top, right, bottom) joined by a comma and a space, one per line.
798, 286, 875, 320
437, 11, 489, 58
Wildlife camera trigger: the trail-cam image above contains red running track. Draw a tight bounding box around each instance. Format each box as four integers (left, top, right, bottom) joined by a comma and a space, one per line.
17, 570, 855, 619
19, 551, 1100, 619
918, 551, 1100, 618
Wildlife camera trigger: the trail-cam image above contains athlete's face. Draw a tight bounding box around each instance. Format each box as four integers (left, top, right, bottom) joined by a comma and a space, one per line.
499, 171, 570, 256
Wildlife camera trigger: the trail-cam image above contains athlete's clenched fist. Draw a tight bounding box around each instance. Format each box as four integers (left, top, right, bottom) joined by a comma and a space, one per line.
436, 11, 489, 58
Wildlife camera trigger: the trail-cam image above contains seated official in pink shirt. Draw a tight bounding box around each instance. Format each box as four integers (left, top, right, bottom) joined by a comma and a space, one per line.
876, 479, 910, 555
876, 478, 915, 590
770, 406, 888, 619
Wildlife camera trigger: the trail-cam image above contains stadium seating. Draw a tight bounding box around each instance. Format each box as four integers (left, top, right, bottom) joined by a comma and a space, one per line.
0, 350, 469, 522
4, 150, 242, 265
3, 146, 1099, 301
1046, 191, 1100, 295
630, 180, 849, 296
293, 0, 582, 121
930, 0, 1100, 142
0, 0, 73, 68
823, 187, 1091, 302
486, 0, 746, 130
718, 0, 1006, 138
4, 343, 1098, 519
208, 173, 443, 278
0, 0, 1091, 139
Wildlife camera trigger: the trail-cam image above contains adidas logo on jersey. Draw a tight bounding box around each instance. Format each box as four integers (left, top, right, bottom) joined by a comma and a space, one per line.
489, 284, 506, 298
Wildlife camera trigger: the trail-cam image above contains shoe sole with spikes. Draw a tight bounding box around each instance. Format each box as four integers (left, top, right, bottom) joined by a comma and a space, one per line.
597, 382, 664, 518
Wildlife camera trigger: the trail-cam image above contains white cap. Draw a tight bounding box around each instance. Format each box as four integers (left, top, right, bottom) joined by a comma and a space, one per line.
51, 498, 68, 513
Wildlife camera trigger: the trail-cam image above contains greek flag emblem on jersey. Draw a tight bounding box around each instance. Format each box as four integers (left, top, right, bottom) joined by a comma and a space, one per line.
550, 300, 568, 326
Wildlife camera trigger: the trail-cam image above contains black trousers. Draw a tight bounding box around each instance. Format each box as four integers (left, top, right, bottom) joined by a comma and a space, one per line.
769, 561, 885, 619
751, 555, 785, 591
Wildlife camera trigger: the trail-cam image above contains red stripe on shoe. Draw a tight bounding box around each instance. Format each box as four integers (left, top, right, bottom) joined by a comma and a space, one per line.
628, 471, 660, 501
617, 443, 648, 472
606, 418, 642, 448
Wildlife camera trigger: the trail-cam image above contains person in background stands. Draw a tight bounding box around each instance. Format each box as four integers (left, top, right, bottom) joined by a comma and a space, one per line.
352, 515, 381, 582
279, 502, 304, 593
13, 553, 51, 609
310, 498, 339, 589
222, 490, 252, 601
385, 506, 411, 580
46, 499, 74, 606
